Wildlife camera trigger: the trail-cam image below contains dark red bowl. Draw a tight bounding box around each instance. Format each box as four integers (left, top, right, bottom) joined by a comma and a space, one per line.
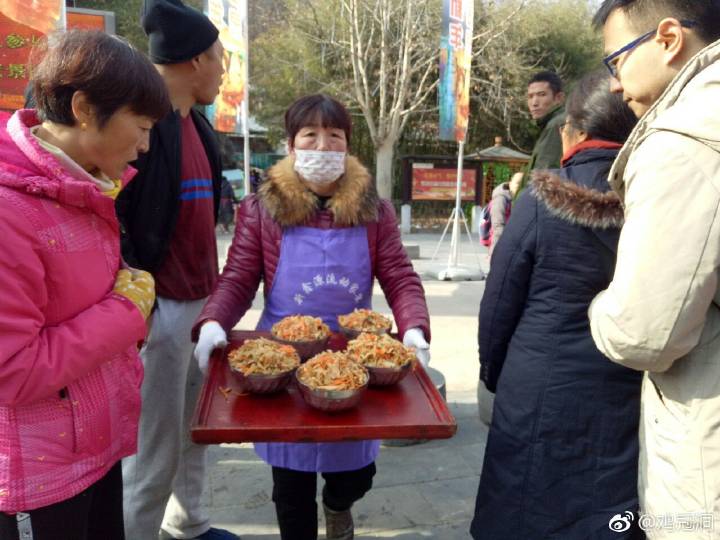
366, 361, 413, 386
295, 371, 369, 412
229, 366, 296, 394
338, 325, 390, 341
271, 335, 330, 362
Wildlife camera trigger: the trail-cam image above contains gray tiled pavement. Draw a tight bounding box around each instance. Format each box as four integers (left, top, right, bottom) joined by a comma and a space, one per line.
203, 231, 489, 539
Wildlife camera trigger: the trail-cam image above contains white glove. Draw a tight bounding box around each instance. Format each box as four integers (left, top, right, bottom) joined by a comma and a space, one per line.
194, 321, 227, 375
403, 327, 430, 369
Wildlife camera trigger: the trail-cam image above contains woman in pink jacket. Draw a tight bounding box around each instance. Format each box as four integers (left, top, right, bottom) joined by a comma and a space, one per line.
0, 32, 169, 540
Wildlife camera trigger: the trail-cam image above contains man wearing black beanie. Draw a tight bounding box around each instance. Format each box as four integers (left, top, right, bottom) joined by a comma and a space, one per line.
116, 1, 239, 539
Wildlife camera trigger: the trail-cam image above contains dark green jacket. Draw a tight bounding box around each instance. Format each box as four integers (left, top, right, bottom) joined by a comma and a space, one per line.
517, 106, 564, 196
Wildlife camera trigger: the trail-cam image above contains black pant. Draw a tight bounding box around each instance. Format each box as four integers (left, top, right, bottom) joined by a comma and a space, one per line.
0, 462, 124, 540
272, 462, 376, 540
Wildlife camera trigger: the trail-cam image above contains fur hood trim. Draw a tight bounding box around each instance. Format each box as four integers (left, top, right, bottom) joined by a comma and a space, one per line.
258, 154, 379, 226
531, 170, 624, 229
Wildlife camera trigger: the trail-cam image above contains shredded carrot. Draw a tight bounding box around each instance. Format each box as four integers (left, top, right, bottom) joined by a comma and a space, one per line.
346, 332, 415, 368
218, 386, 233, 401
338, 309, 392, 333
271, 315, 330, 341
228, 338, 300, 375
297, 351, 368, 390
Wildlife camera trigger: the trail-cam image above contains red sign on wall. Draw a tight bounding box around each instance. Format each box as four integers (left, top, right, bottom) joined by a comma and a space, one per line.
411, 165, 476, 201
66, 8, 116, 34
0, 13, 44, 111
67, 13, 105, 31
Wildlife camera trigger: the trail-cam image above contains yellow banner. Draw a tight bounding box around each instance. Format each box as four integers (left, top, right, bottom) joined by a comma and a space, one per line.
206, 0, 247, 133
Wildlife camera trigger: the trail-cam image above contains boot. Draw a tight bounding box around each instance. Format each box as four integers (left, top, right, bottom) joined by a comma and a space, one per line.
323, 502, 354, 540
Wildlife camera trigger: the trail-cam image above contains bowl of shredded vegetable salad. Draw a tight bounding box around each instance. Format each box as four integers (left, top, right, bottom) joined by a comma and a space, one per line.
228, 338, 301, 393
337, 309, 393, 340
346, 332, 416, 386
296, 351, 369, 412
271, 315, 331, 361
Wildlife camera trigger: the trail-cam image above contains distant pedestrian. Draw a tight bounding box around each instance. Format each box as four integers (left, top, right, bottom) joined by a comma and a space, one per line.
472, 71, 641, 539
218, 175, 238, 233
515, 71, 565, 196
0, 30, 168, 540
487, 172, 522, 259
250, 167, 262, 192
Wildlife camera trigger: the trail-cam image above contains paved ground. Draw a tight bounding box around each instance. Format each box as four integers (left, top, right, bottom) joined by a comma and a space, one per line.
201, 230, 490, 539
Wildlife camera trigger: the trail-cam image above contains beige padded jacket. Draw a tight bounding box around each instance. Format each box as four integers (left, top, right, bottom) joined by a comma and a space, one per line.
589, 39, 720, 539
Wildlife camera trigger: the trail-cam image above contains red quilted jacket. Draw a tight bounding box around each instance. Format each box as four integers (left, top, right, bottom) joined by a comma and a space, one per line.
193, 155, 430, 340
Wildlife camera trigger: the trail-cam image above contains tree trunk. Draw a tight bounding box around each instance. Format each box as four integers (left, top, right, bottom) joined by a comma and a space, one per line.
375, 140, 394, 200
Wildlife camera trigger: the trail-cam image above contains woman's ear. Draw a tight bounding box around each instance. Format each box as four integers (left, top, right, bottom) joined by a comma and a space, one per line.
70, 90, 94, 128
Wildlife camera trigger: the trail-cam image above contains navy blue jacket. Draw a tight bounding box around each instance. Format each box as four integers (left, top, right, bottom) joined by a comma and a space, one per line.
471, 147, 643, 540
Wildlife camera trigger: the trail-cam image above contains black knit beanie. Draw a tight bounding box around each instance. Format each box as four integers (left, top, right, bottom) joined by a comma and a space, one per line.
142, 0, 219, 64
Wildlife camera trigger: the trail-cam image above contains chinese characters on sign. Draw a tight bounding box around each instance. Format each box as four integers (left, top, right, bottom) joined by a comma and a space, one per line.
439, 0, 474, 142
0, 1, 62, 112
293, 274, 364, 306
411, 164, 476, 201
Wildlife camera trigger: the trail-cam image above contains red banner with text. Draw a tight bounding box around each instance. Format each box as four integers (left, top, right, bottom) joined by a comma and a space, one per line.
0, 1, 63, 111
412, 166, 476, 201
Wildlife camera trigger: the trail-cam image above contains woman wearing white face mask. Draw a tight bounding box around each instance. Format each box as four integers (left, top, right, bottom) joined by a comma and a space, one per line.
192, 94, 430, 540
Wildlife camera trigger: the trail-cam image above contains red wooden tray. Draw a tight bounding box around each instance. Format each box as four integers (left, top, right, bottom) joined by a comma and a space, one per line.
191, 330, 457, 444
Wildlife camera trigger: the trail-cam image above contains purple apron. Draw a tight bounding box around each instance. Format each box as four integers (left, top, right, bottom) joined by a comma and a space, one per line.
254, 226, 381, 472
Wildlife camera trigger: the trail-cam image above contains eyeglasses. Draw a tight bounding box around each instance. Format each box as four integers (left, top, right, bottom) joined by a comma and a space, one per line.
602, 19, 697, 78
558, 120, 571, 134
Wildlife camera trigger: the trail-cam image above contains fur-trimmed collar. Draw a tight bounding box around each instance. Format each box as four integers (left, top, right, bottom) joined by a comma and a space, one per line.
258, 154, 379, 226
531, 170, 624, 229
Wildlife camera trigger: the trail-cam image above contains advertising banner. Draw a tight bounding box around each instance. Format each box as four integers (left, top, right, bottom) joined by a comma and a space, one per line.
0, 1, 63, 111
438, 0, 474, 142
412, 164, 476, 201
66, 8, 116, 34
206, 0, 247, 133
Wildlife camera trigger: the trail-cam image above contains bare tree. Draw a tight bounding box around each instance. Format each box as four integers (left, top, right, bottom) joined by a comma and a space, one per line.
252, 0, 598, 190
285, 0, 440, 199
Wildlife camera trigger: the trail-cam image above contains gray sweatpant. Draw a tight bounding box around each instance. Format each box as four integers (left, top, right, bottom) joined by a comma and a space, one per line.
122, 296, 210, 540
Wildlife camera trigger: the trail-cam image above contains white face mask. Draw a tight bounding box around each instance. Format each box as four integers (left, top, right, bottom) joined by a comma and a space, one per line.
293, 149, 346, 184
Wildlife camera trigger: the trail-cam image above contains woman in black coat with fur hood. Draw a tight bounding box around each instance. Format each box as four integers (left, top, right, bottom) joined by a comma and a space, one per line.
471, 71, 644, 540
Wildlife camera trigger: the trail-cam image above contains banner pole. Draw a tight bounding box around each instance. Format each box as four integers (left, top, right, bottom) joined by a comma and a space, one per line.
448, 140, 464, 267
241, 0, 251, 198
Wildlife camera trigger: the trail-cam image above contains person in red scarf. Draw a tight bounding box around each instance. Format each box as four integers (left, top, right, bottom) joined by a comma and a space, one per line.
472, 71, 645, 539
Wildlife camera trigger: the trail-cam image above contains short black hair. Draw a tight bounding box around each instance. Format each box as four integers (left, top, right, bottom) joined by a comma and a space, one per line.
528, 71, 563, 95
284, 94, 352, 147
593, 0, 720, 44
32, 30, 170, 128
565, 70, 637, 144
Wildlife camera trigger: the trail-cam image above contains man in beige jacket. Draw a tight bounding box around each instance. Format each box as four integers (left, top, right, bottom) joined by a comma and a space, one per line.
589, 1, 720, 538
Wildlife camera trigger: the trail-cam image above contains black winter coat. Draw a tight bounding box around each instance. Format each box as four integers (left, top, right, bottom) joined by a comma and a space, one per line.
116, 108, 222, 272
471, 148, 643, 540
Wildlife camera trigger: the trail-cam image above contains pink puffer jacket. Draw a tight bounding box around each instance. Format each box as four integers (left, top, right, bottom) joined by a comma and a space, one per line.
0, 110, 147, 512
